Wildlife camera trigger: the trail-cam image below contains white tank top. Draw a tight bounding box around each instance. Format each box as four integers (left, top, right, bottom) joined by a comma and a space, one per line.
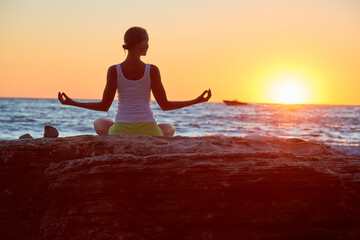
115, 64, 156, 123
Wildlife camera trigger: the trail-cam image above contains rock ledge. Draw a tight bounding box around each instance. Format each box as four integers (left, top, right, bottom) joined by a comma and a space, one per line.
1, 135, 359, 239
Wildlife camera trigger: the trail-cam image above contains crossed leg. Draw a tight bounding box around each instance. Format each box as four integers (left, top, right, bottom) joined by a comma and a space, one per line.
158, 123, 176, 137
93, 118, 114, 135
93, 118, 176, 137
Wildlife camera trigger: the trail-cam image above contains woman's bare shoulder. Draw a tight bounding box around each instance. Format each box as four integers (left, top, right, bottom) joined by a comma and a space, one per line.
107, 65, 117, 80
150, 64, 160, 72
150, 64, 161, 82
108, 64, 117, 70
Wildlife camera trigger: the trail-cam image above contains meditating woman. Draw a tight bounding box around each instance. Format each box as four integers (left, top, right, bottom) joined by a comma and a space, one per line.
58, 26, 211, 136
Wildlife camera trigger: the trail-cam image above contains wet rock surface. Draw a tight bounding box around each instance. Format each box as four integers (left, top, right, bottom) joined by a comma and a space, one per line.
0, 135, 359, 239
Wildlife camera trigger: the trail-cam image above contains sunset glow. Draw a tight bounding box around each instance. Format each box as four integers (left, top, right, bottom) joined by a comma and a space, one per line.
0, 0, 359, 105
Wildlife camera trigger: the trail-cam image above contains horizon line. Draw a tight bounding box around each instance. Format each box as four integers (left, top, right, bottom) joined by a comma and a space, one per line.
0, 97, 359, 107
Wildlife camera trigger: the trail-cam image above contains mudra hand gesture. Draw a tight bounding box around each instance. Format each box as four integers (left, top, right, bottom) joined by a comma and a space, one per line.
196, 89, 212, 103
58, 92, 75, 106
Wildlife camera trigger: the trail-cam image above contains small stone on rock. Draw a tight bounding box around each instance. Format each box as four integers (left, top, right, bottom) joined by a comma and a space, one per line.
19, 133, 33, 139
44, 126, 59, 138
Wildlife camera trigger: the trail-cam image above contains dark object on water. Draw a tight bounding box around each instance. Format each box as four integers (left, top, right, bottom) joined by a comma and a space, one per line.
19, 133, 33, 139
44, 126, 59, 138
223, 100, 249, 106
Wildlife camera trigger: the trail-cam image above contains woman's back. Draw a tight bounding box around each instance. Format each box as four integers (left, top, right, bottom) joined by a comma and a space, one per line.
115, 63, 155, 123
120, 62, 146, 81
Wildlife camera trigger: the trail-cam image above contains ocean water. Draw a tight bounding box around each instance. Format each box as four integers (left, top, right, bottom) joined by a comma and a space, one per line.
1, 98, 359, 155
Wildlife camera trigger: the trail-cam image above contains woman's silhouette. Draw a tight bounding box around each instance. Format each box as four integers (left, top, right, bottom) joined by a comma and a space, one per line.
58, 26, 211, 136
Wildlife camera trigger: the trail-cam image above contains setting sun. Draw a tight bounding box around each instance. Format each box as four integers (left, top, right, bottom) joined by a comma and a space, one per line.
1, 0, 360, 105
269, 76, 308, 104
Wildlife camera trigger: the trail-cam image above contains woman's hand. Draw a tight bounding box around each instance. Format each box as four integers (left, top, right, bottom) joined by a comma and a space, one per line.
58, 92, 75, 106
196, 89, 212, 103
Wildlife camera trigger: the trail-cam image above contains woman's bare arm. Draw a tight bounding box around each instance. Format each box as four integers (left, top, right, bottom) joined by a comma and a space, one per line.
58, 66, 117, 111
150, 65, 211, 111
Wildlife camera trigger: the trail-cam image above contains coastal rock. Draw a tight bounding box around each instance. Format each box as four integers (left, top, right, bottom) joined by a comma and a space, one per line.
43, 125, 59, 138
19, 133, 33, 139
0, 135, 359, 239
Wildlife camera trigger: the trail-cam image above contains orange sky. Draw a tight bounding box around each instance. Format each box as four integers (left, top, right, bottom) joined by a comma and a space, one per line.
1, 0, 359, 105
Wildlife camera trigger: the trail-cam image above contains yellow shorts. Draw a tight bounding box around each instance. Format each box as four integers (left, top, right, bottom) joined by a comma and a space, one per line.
108, 122, 163, 136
